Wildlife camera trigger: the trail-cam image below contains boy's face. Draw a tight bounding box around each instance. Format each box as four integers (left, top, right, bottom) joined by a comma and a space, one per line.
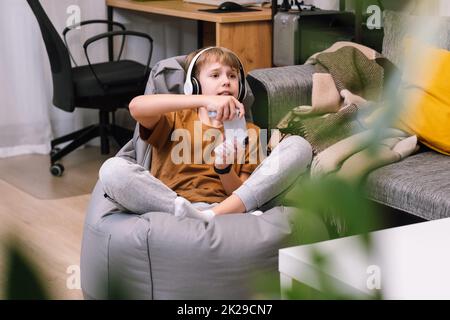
197, 61, 239, 99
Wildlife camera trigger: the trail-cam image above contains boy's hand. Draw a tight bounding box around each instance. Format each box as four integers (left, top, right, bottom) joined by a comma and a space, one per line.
214, 139, 245, 169
203, 96, 245, 121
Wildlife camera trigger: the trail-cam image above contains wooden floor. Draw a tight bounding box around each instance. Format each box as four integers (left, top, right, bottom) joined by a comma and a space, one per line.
0, 147, 115, 299
0, 147, 113, 200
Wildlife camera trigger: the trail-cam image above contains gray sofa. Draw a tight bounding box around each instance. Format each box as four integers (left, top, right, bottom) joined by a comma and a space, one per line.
247, 10, 450, 222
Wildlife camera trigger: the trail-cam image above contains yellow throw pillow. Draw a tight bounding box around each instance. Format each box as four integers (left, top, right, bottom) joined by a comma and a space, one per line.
396, 38, 450, 155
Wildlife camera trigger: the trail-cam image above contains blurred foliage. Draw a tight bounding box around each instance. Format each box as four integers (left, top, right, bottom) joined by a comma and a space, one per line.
293, 177, 380, 244
3, 238, 49, 300
108, 277, 132, 300
253, 176, 382, 300
253, 0, 428, 300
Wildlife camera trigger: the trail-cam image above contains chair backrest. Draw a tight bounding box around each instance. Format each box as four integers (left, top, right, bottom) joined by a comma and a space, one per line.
27, 0, 75, 112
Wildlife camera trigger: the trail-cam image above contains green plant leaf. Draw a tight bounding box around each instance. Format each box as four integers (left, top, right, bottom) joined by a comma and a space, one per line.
4, 241, 50, 300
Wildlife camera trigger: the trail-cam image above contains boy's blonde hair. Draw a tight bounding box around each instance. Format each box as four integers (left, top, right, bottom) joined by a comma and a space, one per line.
184, 47, 243, 78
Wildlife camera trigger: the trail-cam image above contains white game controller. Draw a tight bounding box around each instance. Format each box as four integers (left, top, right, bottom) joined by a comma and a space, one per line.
208, 110, 248, 147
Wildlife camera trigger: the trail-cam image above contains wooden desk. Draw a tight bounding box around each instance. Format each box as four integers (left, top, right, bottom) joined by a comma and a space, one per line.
106, 0, 272, 71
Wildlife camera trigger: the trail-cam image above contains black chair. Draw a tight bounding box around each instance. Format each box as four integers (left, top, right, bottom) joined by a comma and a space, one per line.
27, 0, 153, 176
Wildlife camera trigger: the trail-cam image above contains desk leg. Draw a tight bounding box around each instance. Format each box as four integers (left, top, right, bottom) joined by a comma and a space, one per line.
215, 21, 272, 72
280, 273, 293, 300
201, 22, 216, 48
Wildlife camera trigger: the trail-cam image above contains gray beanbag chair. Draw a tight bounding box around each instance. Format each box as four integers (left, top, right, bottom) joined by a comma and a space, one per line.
80, 56, 301, 299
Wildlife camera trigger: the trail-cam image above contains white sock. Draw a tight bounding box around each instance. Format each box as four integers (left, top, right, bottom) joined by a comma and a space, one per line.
201, 209, 216, 221
392, 135, 418, 159
249, 210, 264, 216
174, 197, 215, 222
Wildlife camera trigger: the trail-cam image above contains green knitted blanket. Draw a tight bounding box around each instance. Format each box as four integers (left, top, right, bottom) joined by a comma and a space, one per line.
277, 104, 367, 155
277, 46, 386, 155
314, 46, 384, 101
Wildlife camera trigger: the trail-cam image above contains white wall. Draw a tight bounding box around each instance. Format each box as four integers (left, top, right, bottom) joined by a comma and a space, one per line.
439, 0, 450, 16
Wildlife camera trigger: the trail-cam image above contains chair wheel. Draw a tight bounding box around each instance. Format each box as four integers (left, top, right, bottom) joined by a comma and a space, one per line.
50, 147, 61, 157
50, 163, 64, 177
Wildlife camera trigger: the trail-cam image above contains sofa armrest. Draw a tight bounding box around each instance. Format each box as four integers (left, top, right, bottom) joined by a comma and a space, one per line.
247, 64, 315, 130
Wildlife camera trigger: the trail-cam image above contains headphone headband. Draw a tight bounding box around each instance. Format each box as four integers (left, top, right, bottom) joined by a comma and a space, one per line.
183, 47, 247, 102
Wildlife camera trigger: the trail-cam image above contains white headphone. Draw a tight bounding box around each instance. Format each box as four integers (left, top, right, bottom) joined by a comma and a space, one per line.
183, 47, 247, 102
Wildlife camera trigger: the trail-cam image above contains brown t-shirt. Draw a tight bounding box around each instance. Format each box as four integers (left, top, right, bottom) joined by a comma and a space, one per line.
139, 109, 261, 203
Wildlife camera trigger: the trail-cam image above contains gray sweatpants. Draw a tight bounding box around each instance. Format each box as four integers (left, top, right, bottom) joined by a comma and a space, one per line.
99, 135, 312, 214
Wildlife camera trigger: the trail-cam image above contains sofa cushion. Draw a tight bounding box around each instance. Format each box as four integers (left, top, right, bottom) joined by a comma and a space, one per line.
395, 38, 450, 155
366, 151, 450, 220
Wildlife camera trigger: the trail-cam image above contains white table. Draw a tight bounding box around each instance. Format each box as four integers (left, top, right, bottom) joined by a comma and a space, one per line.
279, 218, 450, 299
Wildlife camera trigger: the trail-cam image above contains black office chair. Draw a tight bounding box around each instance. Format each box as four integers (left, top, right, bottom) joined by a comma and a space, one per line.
27, 0, 153, 176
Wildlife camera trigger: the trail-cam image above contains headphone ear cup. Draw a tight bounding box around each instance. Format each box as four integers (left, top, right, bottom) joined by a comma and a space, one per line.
192, 77, 201, 95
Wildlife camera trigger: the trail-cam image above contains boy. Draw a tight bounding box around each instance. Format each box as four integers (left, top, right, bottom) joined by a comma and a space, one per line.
99, 47, 312, 221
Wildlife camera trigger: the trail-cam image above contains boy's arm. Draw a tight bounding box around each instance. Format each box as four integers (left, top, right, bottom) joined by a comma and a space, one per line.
214, 139, 249, 194
239, 172, 250, 182
217, 170, 248, 195
129, 94, 202, 130
129, 94, 245, 130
